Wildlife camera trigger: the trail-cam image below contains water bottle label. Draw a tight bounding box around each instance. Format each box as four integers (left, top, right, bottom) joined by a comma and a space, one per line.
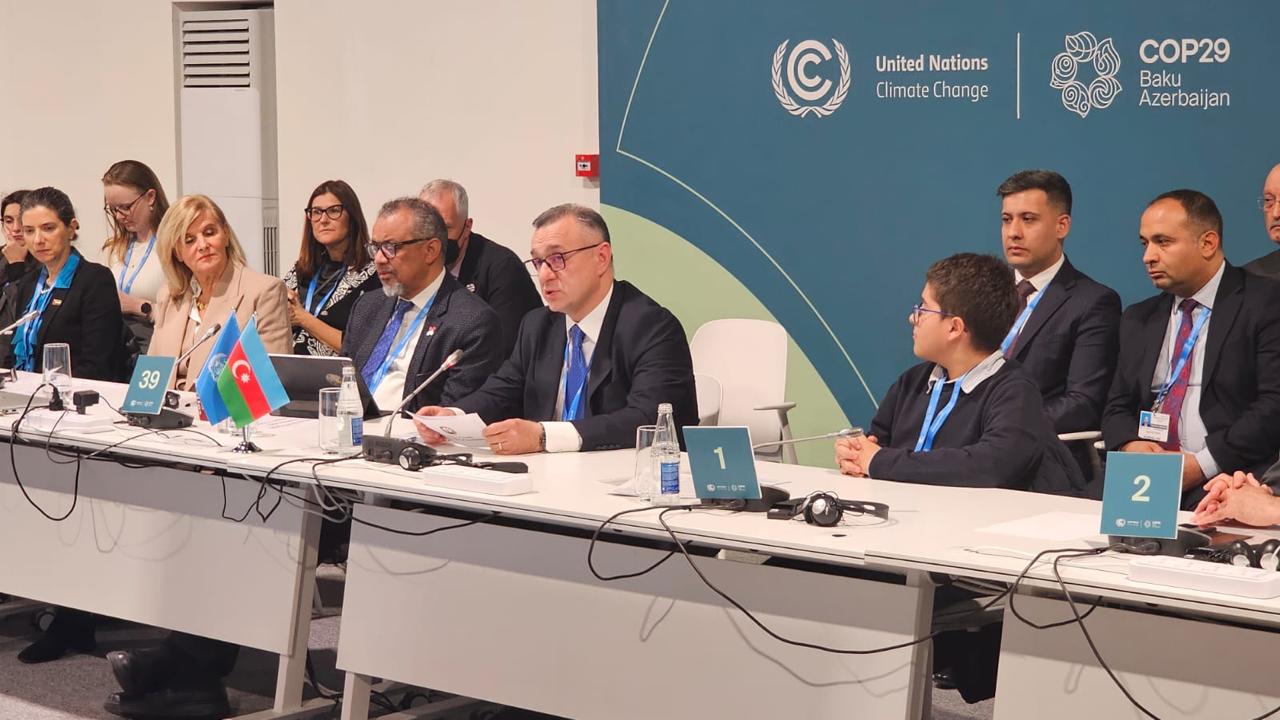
660, 461, 680, 494
350, 416, 363, 446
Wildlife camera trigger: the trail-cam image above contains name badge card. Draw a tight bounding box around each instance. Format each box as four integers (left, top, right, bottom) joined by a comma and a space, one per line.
1137, 410, 1170, 443
683, 426, 761, 500
1100, 451, 1182, 540
122, 356, 177, 415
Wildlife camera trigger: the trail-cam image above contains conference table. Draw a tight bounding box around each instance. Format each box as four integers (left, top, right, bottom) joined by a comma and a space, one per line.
1, 372, 1278, 720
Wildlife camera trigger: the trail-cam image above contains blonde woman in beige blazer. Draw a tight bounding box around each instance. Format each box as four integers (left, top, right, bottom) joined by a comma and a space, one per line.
149, 194, 290, 390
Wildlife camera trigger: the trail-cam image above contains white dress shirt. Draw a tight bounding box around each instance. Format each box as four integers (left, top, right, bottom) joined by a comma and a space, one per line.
1149, 261, 1225, 477
542, 285, 614, 452
1013, 252, 1066, 305
372, 272, 445, 410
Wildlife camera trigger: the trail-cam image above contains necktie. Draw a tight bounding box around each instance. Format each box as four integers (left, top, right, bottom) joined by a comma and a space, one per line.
361, 299, 413, 387
561, 325, 588, 421
1160, 298, 1199, 451
1004, 279, 1039, 359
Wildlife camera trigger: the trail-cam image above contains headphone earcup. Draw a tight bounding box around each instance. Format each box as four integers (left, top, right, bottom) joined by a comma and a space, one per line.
803, 492, 844, 527
1226, 540, 1257, 568
1257, 539, 1280, 571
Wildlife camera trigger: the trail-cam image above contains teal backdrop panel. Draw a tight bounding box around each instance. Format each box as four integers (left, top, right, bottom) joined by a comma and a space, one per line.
598, 0, 1280, 429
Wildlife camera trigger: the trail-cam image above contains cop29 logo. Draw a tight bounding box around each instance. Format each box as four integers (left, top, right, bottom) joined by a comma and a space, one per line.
772, 39, 851, 118
1050, 31, 1122, 118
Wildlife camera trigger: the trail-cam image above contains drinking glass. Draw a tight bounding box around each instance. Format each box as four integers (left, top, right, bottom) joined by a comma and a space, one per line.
318, 388, 343, 453
42, 343, 72, 400
633, 425, 659, 501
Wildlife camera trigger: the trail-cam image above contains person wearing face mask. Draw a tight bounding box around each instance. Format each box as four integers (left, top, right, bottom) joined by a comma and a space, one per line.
420, 179, 541, 356
283, 180, 379, 355
1, 189, 32, 284
102, 160, 171, 357
148, 194, 290, 390
5, 187, 125, 666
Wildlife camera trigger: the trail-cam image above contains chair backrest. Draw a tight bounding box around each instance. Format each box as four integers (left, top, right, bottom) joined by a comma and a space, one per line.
694, 373, 722, 426
689, 319, 788, 445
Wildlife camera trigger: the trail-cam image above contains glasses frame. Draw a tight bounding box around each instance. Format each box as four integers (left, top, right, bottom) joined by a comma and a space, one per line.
305, 204, 346, 222
104, 193, 145, 218
366, 237, 430, 258
525, 241, 605, 273
910, 303, 955, 324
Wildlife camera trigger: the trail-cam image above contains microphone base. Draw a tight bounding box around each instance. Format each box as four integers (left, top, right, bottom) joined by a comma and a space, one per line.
126, 408, 194, 430
362, 435, 437, 467
701, 485, 790, 513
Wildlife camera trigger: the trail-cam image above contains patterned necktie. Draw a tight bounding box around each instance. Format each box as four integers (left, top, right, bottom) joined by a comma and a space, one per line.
1160, 298, 1199, 451
361, 298, 413, 387
1004, 279, 1039, 359
561, 325, 588, 421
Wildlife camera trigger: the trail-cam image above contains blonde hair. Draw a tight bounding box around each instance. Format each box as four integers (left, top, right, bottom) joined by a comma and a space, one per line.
156, 194, 248, 301
102, 160, 170, 265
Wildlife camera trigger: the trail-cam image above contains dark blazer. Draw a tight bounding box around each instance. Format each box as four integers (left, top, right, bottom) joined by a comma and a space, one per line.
455, 280, 699, 451
1244, 248, 1280, 279
341, 273, 504, 411
868, 359, 1086, 496
1, 254, 125, 381
1102, 263, 1280, 507
456, 232, 542, 356
1006, 256, 1121, 433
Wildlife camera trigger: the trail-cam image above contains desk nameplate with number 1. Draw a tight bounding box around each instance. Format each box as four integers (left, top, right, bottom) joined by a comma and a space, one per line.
122, 356, 177, 415
683, 426, 761, 500
1100, 451, 1182, 540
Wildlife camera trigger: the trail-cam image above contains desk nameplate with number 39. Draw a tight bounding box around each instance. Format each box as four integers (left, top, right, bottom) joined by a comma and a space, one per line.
122, 356, 177, 415
1099, 451, 1183, 540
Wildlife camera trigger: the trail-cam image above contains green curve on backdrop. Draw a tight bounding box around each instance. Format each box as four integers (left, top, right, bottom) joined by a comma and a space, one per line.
605, 204, 852, 468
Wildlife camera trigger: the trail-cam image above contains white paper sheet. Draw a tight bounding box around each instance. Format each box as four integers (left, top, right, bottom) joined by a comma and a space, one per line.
975, 511, 1103, 542
412, 412, 490, 447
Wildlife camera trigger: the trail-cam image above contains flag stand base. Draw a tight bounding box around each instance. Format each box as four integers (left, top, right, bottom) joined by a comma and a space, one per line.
231, 426, 261, 454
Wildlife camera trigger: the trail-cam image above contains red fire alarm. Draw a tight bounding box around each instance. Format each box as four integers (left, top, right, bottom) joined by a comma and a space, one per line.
575, 154, 599, 178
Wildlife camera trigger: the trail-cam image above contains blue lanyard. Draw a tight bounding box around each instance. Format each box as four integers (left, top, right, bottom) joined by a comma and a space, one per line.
304, 266, 342, 315
999, 279, 1050, 355
366, 294, 436, 392
913, 368, 969, 452
1153, 304, 1211, 412
560, 339, 587, 421
117, 234, 156, 295
16, 252, 81, 371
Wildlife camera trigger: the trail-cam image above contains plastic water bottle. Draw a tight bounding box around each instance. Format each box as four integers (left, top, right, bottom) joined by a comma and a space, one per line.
653, 403, 681, 503
337, 365, 364, 449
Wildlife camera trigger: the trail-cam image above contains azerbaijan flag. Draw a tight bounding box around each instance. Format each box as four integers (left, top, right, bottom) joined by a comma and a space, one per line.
216, 316, 290, 427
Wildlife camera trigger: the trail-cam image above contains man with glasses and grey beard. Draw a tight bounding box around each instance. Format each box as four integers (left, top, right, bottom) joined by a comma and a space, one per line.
415, 203, 698, 455
341, 196, 504, 412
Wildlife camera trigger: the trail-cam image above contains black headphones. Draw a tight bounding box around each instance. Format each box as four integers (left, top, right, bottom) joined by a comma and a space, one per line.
795, 491, 890, 527
1222, 539, 1280, 570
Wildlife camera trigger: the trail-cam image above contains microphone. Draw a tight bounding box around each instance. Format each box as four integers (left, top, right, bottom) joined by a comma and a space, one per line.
752, 427, 863, 451
0, 310, 40, 336
382, 349, 464, 437
175, 322, 222, 365
361, 349, 465, 468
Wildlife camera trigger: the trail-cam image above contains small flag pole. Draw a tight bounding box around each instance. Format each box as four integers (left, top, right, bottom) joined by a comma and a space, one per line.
231, 422, 261, 454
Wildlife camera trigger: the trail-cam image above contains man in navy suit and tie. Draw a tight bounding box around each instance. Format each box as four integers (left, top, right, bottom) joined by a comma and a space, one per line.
1103, 189, 1280, 509
416, 203, 697, 454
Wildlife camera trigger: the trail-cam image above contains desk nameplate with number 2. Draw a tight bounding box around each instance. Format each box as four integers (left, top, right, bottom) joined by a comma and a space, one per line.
122, 356, 177, 415
1100, 451, 1182, 540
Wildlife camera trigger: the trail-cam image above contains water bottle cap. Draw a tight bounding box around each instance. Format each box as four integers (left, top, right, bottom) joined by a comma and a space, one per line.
658, 402, 673, 413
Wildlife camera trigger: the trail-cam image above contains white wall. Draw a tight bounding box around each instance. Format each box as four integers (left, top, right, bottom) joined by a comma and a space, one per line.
0, 0, 599, 268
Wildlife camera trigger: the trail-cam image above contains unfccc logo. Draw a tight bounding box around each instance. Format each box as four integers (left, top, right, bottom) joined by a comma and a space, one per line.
1050, 31, 1122, 118
772, 39, 851, 118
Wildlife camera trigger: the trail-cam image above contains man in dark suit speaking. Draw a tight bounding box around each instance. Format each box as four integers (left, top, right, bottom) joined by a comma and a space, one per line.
342, 196, 504, 412
416, 203, 698, 454
1102, 189, 1280, 509
996, 170, 1121, 435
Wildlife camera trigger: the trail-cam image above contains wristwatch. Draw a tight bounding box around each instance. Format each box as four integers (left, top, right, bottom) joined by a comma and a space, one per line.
538, 424, 547, 452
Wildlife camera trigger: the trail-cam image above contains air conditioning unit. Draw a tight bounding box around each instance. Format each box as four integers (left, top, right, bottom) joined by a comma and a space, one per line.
176, 8, 279, 276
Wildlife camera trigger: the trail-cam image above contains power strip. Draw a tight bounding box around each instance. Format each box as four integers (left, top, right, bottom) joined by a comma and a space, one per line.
1128, 554, 1280, 599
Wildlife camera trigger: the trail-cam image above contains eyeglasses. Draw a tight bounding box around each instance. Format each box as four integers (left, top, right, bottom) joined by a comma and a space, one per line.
306, 204, 346, 222
910, 303, 955, 324
1261, 196, 1278, 211
366, 237, 430, 258
524, 242, 604, 273
104, 194, 145, 218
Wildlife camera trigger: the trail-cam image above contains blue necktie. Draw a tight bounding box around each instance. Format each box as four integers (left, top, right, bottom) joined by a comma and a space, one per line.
561, 325, 588, 421
362, 299, 412, 387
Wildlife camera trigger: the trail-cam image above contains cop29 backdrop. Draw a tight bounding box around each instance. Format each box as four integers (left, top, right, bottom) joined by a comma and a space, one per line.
597, 1, 1280, 463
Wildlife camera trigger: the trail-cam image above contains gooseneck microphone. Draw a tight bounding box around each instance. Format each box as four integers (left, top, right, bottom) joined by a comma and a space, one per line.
0, 310, 40, 336
383, 348, 465, 437
752, 427, 863, 451
361, 349, 466, 468
175, 323, 223, 364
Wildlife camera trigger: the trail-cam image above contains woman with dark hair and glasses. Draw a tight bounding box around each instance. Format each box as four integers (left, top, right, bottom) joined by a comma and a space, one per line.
282, 180, 378, 355
102, 160, 170, 354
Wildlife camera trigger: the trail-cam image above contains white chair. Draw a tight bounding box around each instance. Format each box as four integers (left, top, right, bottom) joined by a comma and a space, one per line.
1058, 430, 1104, 485
690, 319, 797, 463
694, 373, 722, 426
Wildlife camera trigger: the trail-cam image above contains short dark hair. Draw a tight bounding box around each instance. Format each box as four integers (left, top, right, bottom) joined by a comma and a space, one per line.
996, 169, 1073, 215
377, 196, 447, 252
1150, 188, 1223, 242
532, 203, 611, 245
925, 253, 1018, 354
2, 189, 30, 211
20, 187, 78, 238
296, 179, 372, 280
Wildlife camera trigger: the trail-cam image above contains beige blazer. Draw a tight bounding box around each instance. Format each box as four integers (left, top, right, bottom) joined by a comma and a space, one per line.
150, 262, 291, 390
